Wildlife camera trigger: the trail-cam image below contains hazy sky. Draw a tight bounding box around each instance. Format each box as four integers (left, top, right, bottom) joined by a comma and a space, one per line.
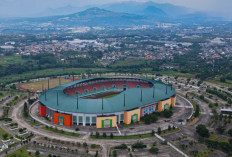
0, 0, 231, 17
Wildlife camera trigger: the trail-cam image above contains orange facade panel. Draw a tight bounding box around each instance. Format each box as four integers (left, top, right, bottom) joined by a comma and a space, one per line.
39, 104, 46, 117
96, 116, 117, 129
171, 97, 176, 107
53, 112, 72, 127
158, 98, 172, 112
124, 108, 141, 124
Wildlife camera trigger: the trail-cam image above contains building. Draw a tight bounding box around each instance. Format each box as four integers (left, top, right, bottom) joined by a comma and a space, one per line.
39, 77, 176, 128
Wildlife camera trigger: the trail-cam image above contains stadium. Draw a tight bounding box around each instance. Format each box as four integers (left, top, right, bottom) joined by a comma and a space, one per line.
38, 77, 176, 129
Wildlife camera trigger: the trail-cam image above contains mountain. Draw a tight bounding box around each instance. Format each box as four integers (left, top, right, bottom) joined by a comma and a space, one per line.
38, 5, 84, 17
140, 6, 167, 17
101, 1, 192, 17
7, 8, 153, 27
0, 6, 223, 27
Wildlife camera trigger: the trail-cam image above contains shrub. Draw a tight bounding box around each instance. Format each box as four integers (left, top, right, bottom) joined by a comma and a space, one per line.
115, 144, 127, 149
196, 124, 210, 138
149, 147, 159, 154
132, 142, 146, 149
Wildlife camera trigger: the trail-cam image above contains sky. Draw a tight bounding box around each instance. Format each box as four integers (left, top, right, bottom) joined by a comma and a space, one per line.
0, 0, 231, 18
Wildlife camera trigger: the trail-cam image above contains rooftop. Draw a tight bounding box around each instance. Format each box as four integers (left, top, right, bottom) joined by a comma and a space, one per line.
39, 77, 175, 114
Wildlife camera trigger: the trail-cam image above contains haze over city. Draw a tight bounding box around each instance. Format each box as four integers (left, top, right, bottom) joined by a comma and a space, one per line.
0, 0, 232, 19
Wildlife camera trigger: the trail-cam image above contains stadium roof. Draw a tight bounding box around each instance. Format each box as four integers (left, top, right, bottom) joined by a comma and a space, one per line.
39, 77, 175, 114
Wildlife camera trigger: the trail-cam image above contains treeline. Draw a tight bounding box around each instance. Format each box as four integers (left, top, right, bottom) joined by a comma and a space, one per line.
206, 88, 232, 104
0, 54, 98, 78
206, 89, 228, 101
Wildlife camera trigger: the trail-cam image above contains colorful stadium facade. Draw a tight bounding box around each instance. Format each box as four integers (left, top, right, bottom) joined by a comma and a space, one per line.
39, 77, 176, 128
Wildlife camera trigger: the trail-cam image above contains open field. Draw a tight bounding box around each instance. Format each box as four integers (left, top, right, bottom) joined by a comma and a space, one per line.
0, 56, 33, 67
0, 126, 13, 139
6, 146, 40, 157
17, 78, 72, 92
0, 68, 109, 85
110, 59, 147, 67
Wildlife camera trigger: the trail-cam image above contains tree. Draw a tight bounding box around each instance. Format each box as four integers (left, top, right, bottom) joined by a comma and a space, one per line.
149, 147, 159, 154
196, 124, 210, 138
172, 126, 176, 130
114, 144, 127, 149
35, 151, 40, 156
194, 104, 200, 117
23, 102, 29, 117
110, 133, 114, 139
158, 127, 162, 134
228, 129, 232, 136
95, 151, 98, 157
163, 110, 173, 118
95, 132, 99, 138
220, 77, 226, 83
103, 133, 107, 138
216, 126, 225, 134
151, 130, 154, 135
132, 142, 146, 149
83, 142, 88, 148
113, 150, 117, 157
229, 139, 232, 145
2, 134, 8, 140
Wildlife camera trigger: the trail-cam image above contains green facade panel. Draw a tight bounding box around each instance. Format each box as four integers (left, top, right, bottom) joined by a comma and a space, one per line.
92, 117, 96, 123
79, 116, 83, 123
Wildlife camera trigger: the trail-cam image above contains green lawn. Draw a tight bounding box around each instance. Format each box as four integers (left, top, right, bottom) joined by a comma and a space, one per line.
0, 56, 31, 67
41, 126, 80, 137
218, 138, 229, 143
0, 126, 13, 139
29, 121, 40, 126
110, 59, 147, 68
6, 146, 41, 157
91, 133, 154, 140
160, 128, 180, 136
208, 134, 219, 141
0, 93, 7, 99
0, 68, 110, 85
207, 77, 232, 88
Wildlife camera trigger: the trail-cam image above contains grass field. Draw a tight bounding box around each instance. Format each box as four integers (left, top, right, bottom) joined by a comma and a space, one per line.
41, 126, 80, 137
6, 146, 40, 157
18, 78, 72, 92
0, 93, 6, 99
160, 128, 180, 136
0, 68, 110, 85
110, 59, 147, 68
0, 126, 13, 139
29, 120, 40, 126
208, 77, 232, 88
0, 56, 32, 67
208, 134, 219, 141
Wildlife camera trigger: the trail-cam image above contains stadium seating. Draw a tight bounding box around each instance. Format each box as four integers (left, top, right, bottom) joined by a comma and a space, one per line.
64, 80, 150, 96
102, 82, 112, 89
